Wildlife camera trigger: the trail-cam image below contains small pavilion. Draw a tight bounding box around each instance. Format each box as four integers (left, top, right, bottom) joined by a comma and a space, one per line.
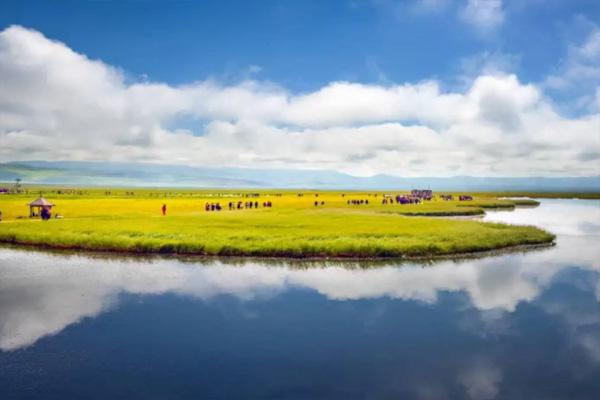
29, 197, 54, 217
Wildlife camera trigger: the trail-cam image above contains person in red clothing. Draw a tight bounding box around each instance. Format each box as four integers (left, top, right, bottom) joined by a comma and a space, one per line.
161, 204, 167, 216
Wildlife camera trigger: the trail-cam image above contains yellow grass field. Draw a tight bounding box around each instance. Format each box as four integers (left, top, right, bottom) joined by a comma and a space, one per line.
0, 188, 554, 258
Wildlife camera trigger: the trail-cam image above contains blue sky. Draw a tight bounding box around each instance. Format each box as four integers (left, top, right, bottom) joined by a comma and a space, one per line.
0, 0, 599, 176
1, 0, 597, 90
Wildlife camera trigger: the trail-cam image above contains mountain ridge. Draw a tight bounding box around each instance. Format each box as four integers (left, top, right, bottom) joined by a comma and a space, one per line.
1, 161, 599, 191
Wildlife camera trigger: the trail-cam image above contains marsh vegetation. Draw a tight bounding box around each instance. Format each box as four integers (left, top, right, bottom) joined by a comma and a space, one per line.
0, 188, 555, 258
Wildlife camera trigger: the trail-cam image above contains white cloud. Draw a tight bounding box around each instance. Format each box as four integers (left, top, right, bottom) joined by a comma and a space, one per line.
459, 51, 520, 83
0, 25, 599, 177
545, 26, 600, 96
459, 0, 504, 33
458, 360, 502, 400
579, 29, 600, 60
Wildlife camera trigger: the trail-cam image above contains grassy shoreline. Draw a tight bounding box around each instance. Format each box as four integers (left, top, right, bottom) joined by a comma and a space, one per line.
0, 240, 555, 261
0, 188, 558, 259
0, 220, 554, 259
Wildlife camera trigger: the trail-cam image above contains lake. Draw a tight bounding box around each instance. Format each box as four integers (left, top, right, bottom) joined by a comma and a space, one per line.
1, 199, 599, 399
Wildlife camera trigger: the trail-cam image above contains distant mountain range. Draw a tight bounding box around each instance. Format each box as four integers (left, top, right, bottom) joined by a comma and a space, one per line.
1, 161, 599, 191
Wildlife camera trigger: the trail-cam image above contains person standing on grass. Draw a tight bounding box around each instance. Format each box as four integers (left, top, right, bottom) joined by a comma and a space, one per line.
162, 204, 167, 216
0, 210, 2, 222
41, 207, 50, 221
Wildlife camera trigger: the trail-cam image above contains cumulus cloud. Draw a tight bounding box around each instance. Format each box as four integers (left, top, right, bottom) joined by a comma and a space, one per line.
545, 25, 600, 112
0, 25, 599, 176
459, 0, 504, 33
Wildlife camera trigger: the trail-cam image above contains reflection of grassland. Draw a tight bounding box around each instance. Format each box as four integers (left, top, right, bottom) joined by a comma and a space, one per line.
0, 188, 555, 258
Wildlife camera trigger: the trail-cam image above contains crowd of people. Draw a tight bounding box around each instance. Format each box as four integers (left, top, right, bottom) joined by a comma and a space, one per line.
204, 201, 273, 212
206, 203, 223, 211
347, 199, 369, 205
410, 189, 434, 200
156, 191, 475, 216
380, 195, 423, 205
439, 194, 472, 201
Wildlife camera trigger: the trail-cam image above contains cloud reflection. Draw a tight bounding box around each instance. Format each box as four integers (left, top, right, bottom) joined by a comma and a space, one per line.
458, 359, 502, 400
0, 200, 598, 351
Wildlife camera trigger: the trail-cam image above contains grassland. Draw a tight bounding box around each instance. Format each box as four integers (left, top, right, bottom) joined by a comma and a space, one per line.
0, 187, 556, 258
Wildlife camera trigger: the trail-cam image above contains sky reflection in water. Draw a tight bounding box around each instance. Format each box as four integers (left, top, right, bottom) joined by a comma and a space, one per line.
0, 199, 599, 399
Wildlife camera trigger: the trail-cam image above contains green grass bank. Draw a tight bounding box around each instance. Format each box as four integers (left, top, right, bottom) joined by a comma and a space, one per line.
0, 188, 557, 258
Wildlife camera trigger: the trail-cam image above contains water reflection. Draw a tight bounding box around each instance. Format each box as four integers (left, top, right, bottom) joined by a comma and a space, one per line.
0, 200, 597, 352
482, 198, 600, 236
0, 200, 599, 399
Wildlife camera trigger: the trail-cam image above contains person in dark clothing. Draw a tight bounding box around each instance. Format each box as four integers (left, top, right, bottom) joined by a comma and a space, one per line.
41, 207, 51, 221
162, 204, 167, 216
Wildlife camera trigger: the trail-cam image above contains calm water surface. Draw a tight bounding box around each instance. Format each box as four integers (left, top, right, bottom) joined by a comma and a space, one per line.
1, 199, 599, 399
